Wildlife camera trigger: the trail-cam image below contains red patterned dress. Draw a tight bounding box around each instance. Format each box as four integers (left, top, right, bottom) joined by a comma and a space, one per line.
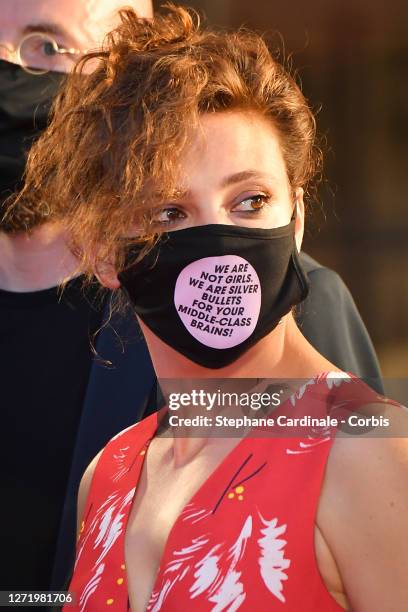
65, 372, 394, 611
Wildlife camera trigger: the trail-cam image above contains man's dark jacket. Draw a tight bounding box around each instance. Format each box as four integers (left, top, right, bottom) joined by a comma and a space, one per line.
50, 253, 383, 590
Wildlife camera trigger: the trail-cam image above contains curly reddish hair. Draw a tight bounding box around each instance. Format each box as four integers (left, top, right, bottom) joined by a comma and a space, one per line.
12, 3, 322, 275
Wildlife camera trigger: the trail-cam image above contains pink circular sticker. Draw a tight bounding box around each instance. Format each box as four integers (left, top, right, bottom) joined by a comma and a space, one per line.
174, 255, 261, 349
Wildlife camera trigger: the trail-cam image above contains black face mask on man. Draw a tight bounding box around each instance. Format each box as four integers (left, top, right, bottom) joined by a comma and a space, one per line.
0, 59, 65, 231
118, 219, 310, 369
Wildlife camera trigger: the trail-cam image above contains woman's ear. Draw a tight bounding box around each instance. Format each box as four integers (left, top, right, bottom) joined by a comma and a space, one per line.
95, 260, 121, 290
294, 187, 305, 252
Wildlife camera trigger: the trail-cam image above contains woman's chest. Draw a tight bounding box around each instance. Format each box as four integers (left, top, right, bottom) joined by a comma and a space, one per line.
122, 440, 346, 611
124, 504, 345, 612
72, 434, 346, 611
124, 442, 240, 611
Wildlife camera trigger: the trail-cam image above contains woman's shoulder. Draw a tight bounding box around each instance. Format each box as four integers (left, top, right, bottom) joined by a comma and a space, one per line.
302, 370, 408, 501
82, 410, 160, 485
326, 391, 408, 480
312, 369, 395, 408
316, 385, 408, 608
327, 374, 408, 479
76, 411, 160, 533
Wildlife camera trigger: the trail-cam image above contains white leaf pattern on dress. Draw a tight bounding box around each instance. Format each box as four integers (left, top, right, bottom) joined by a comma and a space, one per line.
289, 377, 316, 406
149, 570, 189, 612
325, 371, 351, 389
181, 505, 213, 524
286, 436, 331, 455
94, 488, 135, 566
190, 544, 223, 598
289, 371, 351, 408
257, 513, 290, 603
207, 515, 252, 611
148, 516, 253, 611
148, 535, 210, 611
112, 446, 131, 482
75, 491, 120, 569
75, 488, 136, 609
148, 512, 290, 610
78, 562, 105, 612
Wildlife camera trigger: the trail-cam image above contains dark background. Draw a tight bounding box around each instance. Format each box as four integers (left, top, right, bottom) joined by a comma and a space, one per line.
155, 0, 408, 377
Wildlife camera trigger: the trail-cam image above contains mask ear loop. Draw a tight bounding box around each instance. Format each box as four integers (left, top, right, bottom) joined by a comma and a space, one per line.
278, 198, 300, 326
291, 199, 298, 221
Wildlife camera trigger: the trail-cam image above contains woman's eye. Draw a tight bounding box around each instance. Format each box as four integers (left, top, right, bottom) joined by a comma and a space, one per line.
233, 194, 269, 214
152, 207, 186, 225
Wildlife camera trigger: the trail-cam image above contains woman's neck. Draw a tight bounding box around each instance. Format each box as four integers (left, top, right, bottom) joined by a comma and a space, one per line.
140, 314, 338, 464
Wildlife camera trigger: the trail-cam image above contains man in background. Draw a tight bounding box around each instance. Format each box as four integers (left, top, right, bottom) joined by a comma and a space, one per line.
0, 0, 382, 593
0, 0, 154, 594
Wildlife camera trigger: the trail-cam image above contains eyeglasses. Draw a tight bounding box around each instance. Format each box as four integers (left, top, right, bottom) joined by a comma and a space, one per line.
0, 32, 90, 75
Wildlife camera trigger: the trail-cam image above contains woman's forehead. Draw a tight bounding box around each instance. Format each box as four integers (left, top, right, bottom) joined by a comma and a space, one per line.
176, 111, 289, 189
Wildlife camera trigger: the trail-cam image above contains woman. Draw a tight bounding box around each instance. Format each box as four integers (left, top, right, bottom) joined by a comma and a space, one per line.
18, 5, 407, 611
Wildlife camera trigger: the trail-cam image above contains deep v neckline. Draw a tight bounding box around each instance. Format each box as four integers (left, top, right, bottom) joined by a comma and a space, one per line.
122, 411, 256, 611
121, 371, 346, 610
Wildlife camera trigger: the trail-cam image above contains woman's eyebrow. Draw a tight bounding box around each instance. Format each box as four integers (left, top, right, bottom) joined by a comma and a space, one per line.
169, 171, 274, 201
220, 170, 273, 188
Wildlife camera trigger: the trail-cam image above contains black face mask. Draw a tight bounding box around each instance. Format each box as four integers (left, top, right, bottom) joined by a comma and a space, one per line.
0, 59, 65, 230
118, 220, 310, 368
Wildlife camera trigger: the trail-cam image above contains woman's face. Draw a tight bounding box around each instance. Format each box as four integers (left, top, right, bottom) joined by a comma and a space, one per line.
152, 110, 304, 236
100, 110, 305, 289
